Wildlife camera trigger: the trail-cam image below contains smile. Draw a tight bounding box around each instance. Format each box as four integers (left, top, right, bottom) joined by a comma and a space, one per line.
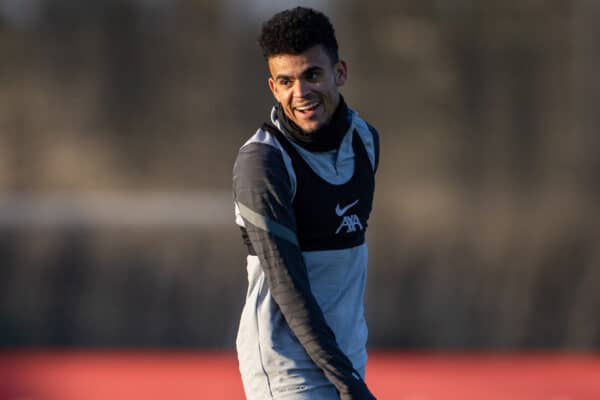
295, 102, 320, 113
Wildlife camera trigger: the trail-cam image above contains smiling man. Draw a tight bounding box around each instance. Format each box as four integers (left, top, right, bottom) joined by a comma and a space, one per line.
233, 7, 379, 400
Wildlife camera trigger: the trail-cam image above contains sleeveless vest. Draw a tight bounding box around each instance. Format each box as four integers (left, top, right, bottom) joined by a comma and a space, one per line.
261, 123, 375, 252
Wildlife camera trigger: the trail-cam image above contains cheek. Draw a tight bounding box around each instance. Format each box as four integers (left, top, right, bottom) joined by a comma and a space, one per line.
282, 92, 294, 105
324, 91, 337, 105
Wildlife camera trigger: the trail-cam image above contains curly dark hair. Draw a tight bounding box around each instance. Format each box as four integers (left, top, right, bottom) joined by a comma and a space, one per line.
258, 7, 339, 64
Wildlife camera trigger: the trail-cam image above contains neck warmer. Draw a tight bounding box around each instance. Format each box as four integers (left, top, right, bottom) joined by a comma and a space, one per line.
275, 96, 350, 152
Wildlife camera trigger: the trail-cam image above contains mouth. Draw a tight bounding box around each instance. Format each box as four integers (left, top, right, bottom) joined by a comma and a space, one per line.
294, 101, 320, 114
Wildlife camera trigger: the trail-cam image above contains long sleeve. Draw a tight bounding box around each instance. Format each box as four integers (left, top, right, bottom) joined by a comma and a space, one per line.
233, 141, 376, 400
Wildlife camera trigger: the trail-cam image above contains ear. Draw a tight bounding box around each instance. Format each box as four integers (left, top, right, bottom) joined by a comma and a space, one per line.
334, 60, 347, 86
268, 77, 280, 102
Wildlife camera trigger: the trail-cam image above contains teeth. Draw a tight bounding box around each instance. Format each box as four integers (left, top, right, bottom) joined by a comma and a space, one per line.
296, 103, 318, 111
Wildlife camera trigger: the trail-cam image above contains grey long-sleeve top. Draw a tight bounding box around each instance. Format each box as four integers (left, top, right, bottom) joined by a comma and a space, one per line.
233, 106, 379, 400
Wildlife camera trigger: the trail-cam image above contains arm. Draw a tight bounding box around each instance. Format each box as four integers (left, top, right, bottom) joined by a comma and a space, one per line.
233, 141, 376, 400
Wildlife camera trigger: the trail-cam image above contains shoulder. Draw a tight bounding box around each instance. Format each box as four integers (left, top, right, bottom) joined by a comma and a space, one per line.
350, 112, 380, 172
236, 127, 284, 167
365, 122, 380, 172
234, 127, 294, 190
365, 122, 380, 143
363, 121, 380, 153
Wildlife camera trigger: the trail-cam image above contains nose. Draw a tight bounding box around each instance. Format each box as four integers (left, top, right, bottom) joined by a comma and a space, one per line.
292, 79, 310, 97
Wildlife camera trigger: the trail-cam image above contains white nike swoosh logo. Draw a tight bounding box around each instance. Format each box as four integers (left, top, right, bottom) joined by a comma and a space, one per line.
335, 199, 359, 216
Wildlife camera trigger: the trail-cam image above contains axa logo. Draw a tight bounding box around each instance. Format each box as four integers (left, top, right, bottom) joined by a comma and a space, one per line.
335, 199, 363, 234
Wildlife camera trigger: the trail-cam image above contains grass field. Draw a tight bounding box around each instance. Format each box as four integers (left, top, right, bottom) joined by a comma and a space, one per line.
1, 351, 599, 399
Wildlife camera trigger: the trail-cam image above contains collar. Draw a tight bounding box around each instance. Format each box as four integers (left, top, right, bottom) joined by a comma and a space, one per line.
274, 96, 350, 152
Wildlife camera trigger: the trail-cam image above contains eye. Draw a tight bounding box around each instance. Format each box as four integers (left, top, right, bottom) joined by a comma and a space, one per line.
306, 71, 320, 82
278, 78, 291, 87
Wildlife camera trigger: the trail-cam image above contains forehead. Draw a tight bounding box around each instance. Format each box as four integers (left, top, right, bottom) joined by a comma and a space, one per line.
267, 45, 333, 77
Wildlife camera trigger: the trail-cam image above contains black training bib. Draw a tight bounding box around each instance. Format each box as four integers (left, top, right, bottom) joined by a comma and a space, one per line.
263, 123, 375, 251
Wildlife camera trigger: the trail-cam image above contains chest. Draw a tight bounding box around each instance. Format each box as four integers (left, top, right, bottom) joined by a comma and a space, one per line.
289, 132, 375, 251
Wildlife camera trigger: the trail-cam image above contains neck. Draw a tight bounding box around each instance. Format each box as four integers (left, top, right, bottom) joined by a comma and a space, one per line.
276, 96, 349, 152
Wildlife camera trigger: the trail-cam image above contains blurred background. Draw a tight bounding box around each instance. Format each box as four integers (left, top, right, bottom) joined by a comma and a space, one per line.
1, 0, 599, 351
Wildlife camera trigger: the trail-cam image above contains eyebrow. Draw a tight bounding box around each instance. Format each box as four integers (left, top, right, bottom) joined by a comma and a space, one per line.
274, 66, 323, 81
302, 66, 322, 77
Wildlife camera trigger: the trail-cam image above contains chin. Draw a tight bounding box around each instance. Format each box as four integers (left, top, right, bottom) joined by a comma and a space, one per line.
301, 120, 325, 133
300, 125, 319, 133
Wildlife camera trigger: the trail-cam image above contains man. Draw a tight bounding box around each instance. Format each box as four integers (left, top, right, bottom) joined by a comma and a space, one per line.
233, 7, 379, 400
